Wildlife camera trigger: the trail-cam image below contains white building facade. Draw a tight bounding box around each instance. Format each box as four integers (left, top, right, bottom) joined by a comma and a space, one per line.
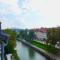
35, 32, 47, 41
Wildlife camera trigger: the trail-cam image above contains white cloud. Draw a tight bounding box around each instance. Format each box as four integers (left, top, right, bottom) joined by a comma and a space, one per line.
28, 0, 48, 16
47, 0, 60, 27
0, 0, 60, 29
0, 18, 11, 29
0, 0, 21, 16
0, 0, 18, 5
0, 18, 25, 29
48, 0, 60, 21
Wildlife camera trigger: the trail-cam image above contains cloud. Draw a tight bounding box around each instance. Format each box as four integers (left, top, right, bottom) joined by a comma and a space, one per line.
0, 0, 60, 29
0, 18, 11, 29
0, 0, 24, 29
0, 0, 18, 5
0, 0, 21, 16
48, 0, 60, 21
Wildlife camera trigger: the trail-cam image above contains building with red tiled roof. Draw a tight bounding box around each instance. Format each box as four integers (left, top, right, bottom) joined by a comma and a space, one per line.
33, 28, 47, 33
32, 28, 47, 42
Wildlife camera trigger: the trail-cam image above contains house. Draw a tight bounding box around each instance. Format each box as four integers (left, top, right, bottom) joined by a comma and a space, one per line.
32, 28, 47, 44
55, 41, 60, 49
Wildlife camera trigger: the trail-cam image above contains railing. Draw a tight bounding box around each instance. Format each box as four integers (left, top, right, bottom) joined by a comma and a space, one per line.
0, 22, 9, 60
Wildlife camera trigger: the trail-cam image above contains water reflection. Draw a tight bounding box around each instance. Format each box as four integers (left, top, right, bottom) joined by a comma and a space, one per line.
28, 48, 35, 58
16, 41, 50, 60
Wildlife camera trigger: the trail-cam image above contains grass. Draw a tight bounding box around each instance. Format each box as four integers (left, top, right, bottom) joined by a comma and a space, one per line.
32, 40, 59, 54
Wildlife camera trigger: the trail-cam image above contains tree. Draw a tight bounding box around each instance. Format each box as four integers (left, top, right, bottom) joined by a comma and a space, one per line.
17, 29, 35, 43
26, 30, 35, 43
47, 27, 60, 46
3, 29, 19, 60
3, 29, 17, 54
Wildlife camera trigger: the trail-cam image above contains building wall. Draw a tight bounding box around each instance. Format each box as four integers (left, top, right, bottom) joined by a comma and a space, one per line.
35, 32, 47, 41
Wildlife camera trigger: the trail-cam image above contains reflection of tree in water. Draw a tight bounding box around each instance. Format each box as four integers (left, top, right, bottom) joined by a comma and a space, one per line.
28, 47, 35, 58
28, 47, 51, 60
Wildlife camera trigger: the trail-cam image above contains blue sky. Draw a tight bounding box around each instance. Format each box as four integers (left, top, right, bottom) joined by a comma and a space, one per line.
0, 0, 60, 29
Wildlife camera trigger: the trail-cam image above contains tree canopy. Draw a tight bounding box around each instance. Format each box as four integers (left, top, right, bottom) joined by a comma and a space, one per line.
47, 27, 60, 46
3, 29, 17, 54
17, 29, 35, 43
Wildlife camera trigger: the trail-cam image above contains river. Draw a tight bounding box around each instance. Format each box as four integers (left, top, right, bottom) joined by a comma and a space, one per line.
16, 41, 50, 60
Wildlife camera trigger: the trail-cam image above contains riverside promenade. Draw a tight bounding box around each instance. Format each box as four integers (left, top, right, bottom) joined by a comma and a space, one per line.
17, 38, 60, 60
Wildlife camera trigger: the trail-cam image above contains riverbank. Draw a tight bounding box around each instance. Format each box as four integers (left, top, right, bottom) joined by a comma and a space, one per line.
32, 40, 60, 60
32, 40, 59, 55
17, 38, 60, 60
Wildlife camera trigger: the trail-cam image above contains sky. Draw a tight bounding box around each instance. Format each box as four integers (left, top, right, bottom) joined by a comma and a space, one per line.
0, 0, 60, 29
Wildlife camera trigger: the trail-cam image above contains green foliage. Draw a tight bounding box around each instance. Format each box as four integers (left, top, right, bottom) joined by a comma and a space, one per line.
18, 29, 35, 43
4, 29, 17, 51
19, 30, 25, 39
26, 30, 35, 42
3, 29, 19, 60
12, 50, 19, 60
47, 28, 60, 46
32, 40, 58, 54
